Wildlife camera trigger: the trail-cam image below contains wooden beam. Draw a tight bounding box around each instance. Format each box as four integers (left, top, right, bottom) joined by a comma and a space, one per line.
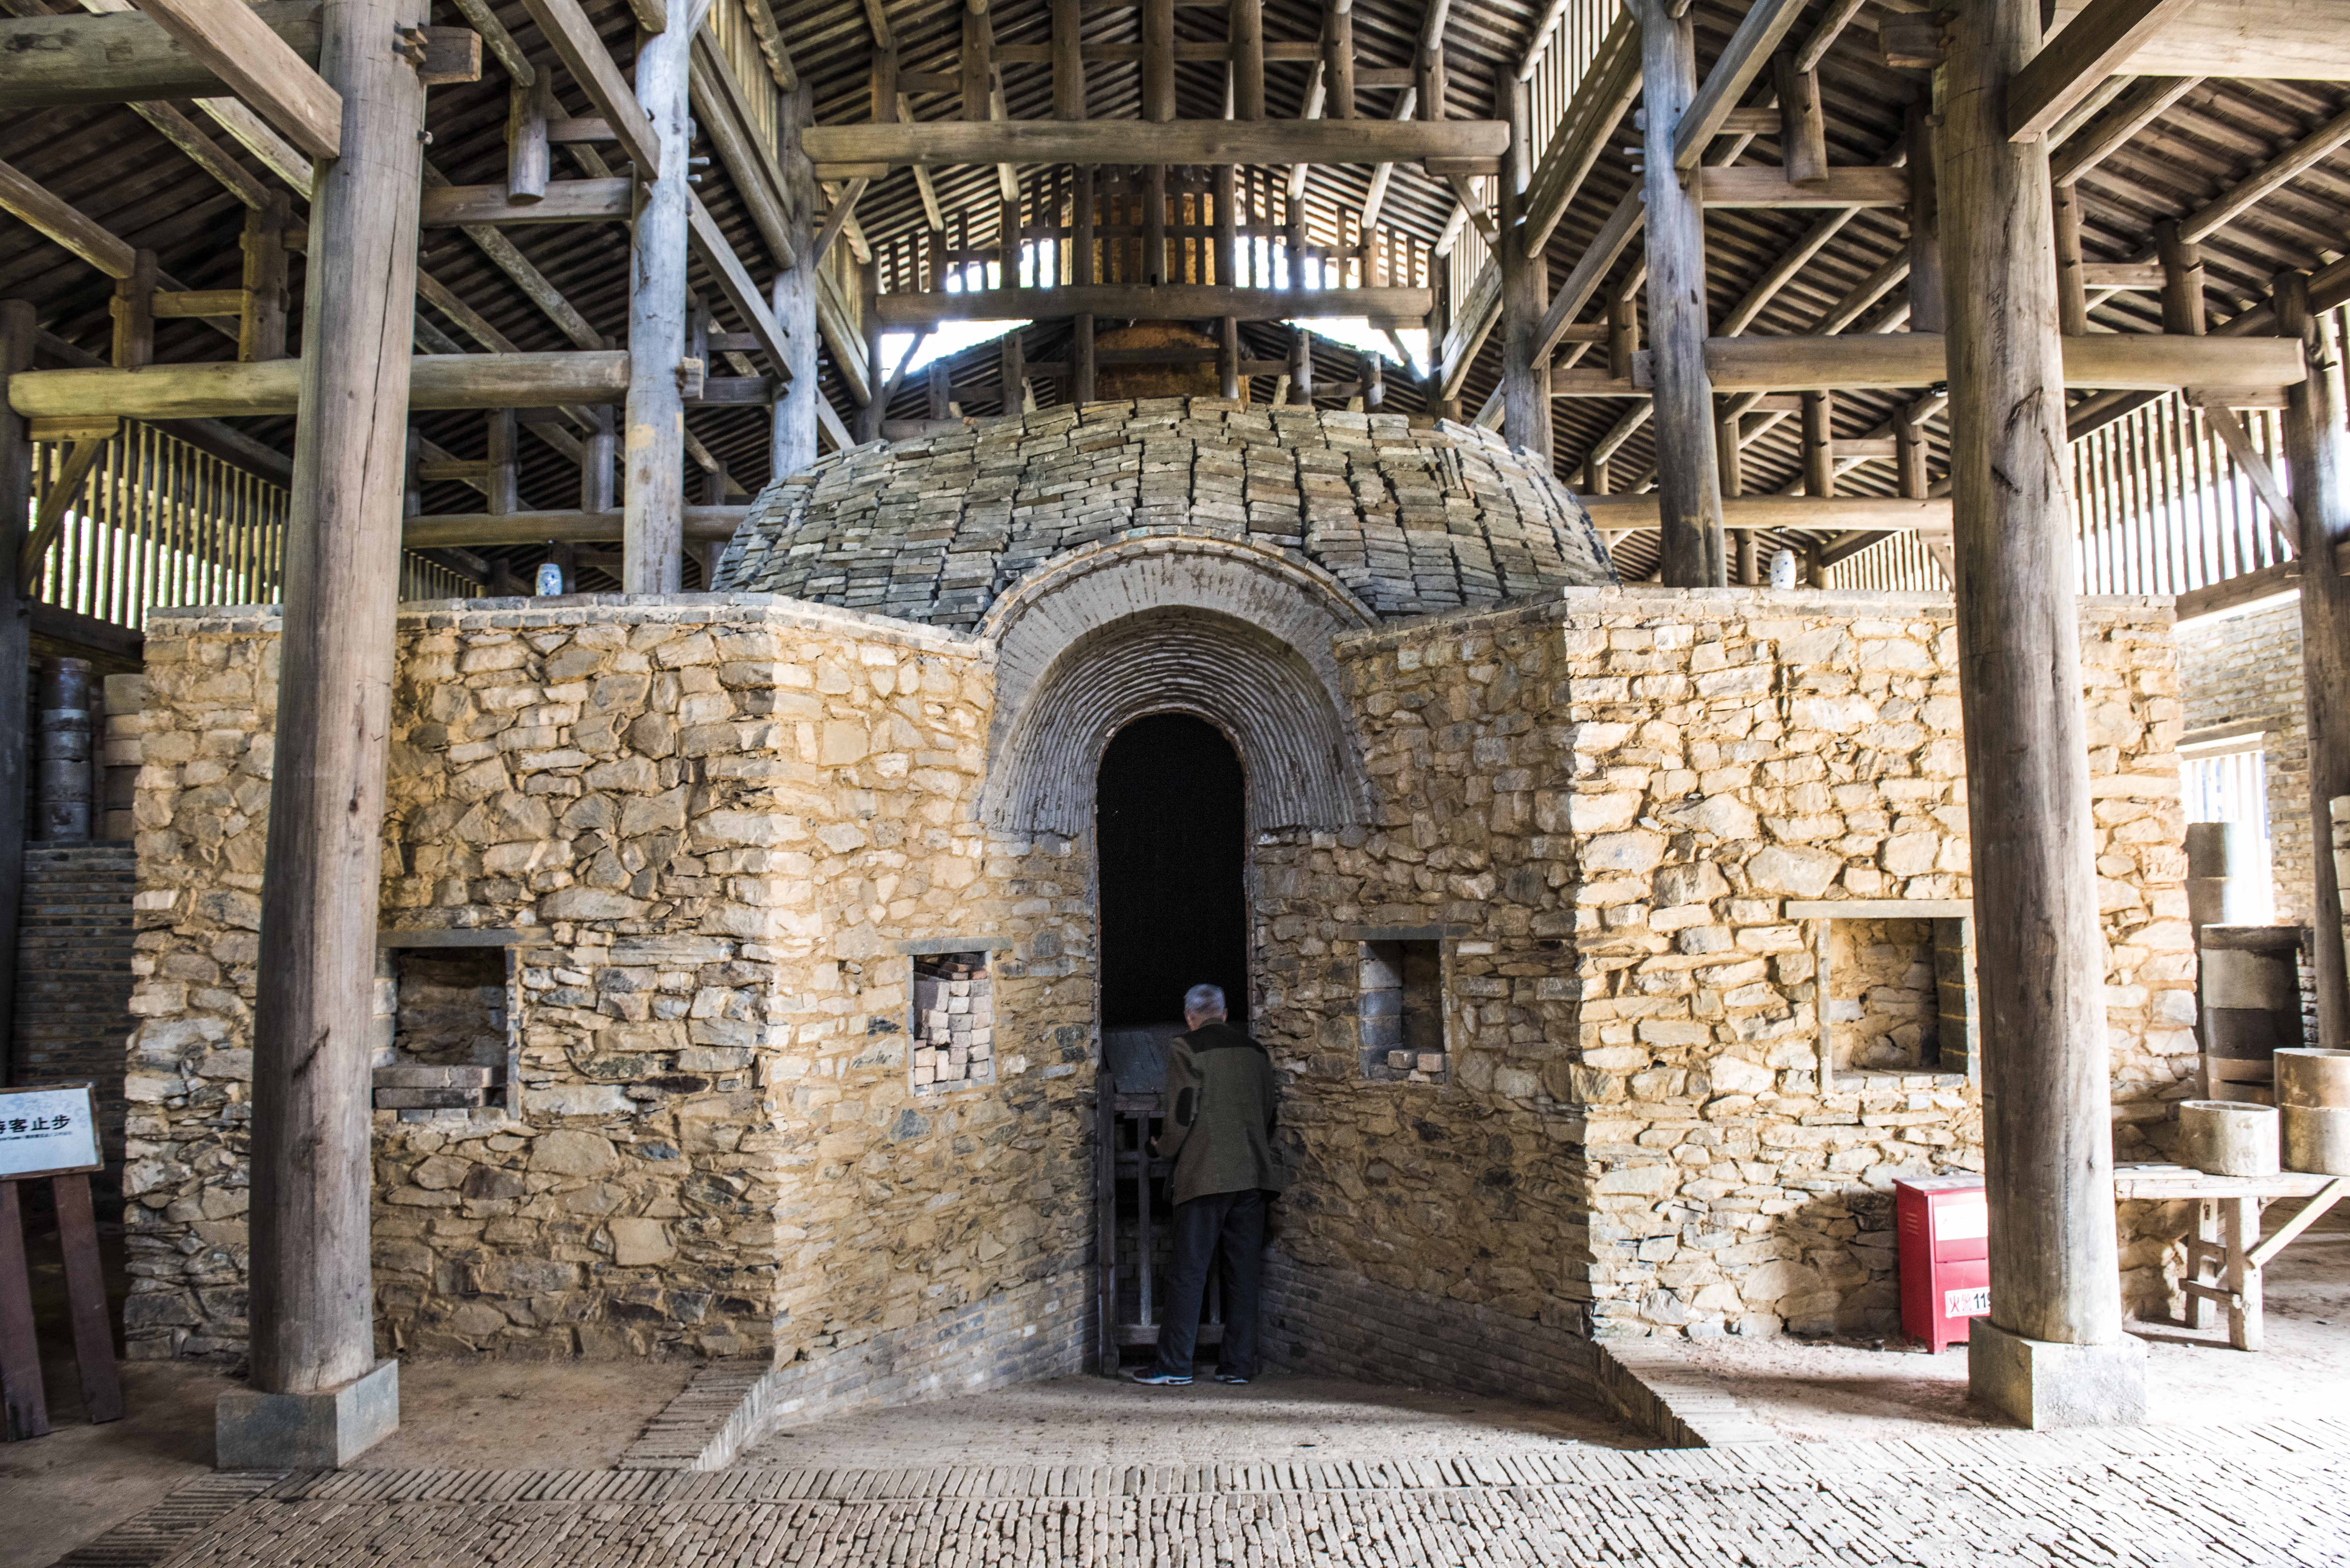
1718, 207, 1857, 335
513, 0, 662, 174
2187, 390, 2299, 547
0, 158, 138, 278
1698, 166, 1908, 207
419, 178, 632, 226
2179, 102, 2350, 245
625, 3, 693, 589
1633, 333, 2306, 391
2008, 0, 2202, 143
0, 0, 320, 107
1499, 77, 1548, 456
2043, 0, 2350, 80
687, 192, 791, 370
876, 284, 1431, 328
1583, 493, 1952, 532
132, 0, 341, 158
805, 119, 1507, 170
1532, 187, 1642, 362
2049, 74, 2199, 183
1672, 0, 1806, 170
404, 506, 746, 547
1794, 0, 1868, 73
7, 352, 633, 419
1520, 8, 1640, 255
1773, 51, 1828, 188
690, 34, 797, 269
14, 434, 113, 592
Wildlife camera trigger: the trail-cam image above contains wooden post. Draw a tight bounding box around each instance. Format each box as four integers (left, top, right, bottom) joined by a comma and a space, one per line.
580, 405, 616, 510
507, 71, 552, 202
1291, 324, 1313, 402
2157, 219, 2205, 336
1635, 0, 1723, 585
485, 409, 519, 514
1145, 167, 1167, 284
1895, 403, 1929, 497
1907, 100, 1944, 334
2052, 181, 2088, 335
1941, 0, 2137, 1422
0, 303, 32, 1092
245, 0, 427, 1429
1362, 349, 1383, 411
1074, 164, 1096, 402
1802, 390, 1834, 496
1232, 0, 1265, 120
624, 7, 692, 591
963, 0, 991, 123
1326, 0, 1355, 120
1736, 528, 1758, 585
1583, 454, 1608, 494
241, 194, 290, 362
858, 254, 883, 441
1000, 326, 1024, 414
1215, 164, 1239, 397
1498, 78, 1549, 458
1719, 412, 1745, 584
2278, 269, 2350, 1050
1053, 0, 1084, 118
771, 82, 819, 478
112, 249, 155, 370
1143, 0, 1175, 122
1774, 51, 1827, 188
1608, 290, 1636, 381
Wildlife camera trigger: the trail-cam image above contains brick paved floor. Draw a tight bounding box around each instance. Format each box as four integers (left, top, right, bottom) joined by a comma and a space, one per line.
57, 1417, 2350, 1566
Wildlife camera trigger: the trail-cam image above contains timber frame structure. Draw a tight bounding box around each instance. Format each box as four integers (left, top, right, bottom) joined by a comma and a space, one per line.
3, 0, 2350, 1440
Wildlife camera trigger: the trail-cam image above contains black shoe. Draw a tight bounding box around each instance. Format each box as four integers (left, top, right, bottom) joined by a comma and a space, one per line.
1131, 1369, 1192, 1386
1214, 1373, 1251, 1385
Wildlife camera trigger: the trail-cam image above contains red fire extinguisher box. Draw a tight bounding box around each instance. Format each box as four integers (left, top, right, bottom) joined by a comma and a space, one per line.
1895, 1174, 1990, 1352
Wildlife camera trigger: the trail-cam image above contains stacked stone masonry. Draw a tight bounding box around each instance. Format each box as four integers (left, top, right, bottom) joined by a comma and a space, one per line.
713, 400, 1617, 626
119, 573, 2198, 1392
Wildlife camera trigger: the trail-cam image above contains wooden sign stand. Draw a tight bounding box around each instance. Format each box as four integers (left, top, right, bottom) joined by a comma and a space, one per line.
0, 1083, 121, 1440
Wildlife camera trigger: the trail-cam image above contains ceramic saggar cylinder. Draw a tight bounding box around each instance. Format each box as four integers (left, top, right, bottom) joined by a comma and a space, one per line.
2177, 1100, 2279, 1177
35, 656, 94, 841
2186, 820, 2268, 932
2283, 1105, 2350, 1176
2276, 1048, 2350, 1108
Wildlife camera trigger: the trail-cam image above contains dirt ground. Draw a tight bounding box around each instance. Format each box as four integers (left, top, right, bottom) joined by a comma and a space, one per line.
1666, 1225, 2350, 1444
735, 1373, 1645, 1468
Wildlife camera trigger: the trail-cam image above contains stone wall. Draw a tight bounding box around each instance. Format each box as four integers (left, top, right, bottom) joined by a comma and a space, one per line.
1253, 588, 2192, 1345
118, 597, 1095, 1374
2174, 598, 2307, 921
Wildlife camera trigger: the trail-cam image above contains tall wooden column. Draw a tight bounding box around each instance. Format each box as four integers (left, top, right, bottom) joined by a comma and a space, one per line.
2278, 271, 2350, 1048
238, 0, 427, 1453
1940, 0, 2141, 1427
1498, 78, 1550, 458
624, 9, 692, 591
0, 303, 32, 1088
771, 84, 820, 480
1634, 0, 1723, 585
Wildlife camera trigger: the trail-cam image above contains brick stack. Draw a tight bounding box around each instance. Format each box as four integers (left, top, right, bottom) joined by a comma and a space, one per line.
910, 954, 995, 1092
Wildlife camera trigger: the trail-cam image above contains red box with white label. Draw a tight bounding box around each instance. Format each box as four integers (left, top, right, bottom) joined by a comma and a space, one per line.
1894, 1174, 1990, 1352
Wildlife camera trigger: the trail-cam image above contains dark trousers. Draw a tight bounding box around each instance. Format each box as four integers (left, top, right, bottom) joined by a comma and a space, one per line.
1149, 1187, 1267, 1379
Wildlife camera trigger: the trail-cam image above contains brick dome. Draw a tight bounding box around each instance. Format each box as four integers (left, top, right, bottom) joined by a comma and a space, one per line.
713, 397, 1618, 627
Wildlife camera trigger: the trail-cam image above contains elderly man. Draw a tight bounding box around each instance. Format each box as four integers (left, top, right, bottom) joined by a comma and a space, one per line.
1132, 984, 1287, 1387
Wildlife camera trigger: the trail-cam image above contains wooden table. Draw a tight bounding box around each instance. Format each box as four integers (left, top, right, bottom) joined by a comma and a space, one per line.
2113, 1164, 2350, 1351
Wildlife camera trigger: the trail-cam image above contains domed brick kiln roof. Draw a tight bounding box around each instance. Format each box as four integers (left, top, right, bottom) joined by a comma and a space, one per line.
713, 398, 1617, 627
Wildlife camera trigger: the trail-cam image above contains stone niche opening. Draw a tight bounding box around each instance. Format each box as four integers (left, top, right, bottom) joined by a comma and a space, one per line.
1797, 901, 1977, 1084
372, 934, 520, 1118
909, 950, 996, 1094
1356, 933, 1448, 1083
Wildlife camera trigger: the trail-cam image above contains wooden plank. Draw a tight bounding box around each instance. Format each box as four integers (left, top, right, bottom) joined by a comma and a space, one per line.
2008, 0, 2202, 142
877, 284, 1431, 327
1672, 0, 1806, 170
51, 1173, 121, 1424
7, 352, 633, 419
687, 192, 791, 369
133, 0, 341, 158
805, 118, 1509, 170
1096, 1070, 1119, 1376
0, 159, 137, 279
0, 309, 30, 1281
1698, 165, 1908, 207
513, 0, 662, 174
0, 0, 322, 108
419, 178, 632, 226
0, 1182, 47, 1441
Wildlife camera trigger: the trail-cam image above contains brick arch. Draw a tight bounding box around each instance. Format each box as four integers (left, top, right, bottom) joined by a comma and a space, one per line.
979, 541, 1374, 836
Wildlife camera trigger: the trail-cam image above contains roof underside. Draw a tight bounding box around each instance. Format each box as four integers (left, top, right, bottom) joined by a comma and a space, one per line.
3, 0, 2346, 590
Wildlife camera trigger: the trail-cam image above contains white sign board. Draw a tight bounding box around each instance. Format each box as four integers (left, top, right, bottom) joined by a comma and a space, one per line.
0, 1082, 102, 1180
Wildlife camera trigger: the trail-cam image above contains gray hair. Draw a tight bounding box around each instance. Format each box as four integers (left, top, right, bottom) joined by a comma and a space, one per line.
1183, 984, 1228, 1017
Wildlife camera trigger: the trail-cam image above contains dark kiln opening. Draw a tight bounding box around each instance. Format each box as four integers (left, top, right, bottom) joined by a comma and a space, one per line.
1096, 714, 1249, 1041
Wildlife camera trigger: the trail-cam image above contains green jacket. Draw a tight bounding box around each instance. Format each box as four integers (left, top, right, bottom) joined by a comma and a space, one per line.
1156, 1022, 1287, 1206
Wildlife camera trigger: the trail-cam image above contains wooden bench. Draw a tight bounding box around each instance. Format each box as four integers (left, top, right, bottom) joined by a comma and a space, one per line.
2114, 1163, 2350, 1351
